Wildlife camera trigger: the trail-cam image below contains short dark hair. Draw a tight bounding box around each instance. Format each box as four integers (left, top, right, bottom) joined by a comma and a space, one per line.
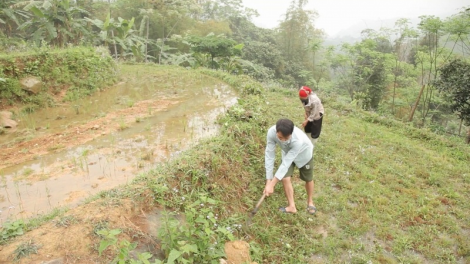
276, 119, 294, 137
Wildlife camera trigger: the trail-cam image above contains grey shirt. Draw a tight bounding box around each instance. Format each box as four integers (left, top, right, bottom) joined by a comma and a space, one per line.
265, 125, 313, 180
304, 93, 324, 121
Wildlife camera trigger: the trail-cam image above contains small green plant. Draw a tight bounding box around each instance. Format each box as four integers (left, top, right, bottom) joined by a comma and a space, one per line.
118, 117, 129, 131
81, 149, 90, 157
96, 228, 157, 263
158, 196, 234, 263
13, 240, 39, 260
97, 228, 121, 256
22, 167, 33, 176
54, 215, 78, 227
1, 220, 25, 243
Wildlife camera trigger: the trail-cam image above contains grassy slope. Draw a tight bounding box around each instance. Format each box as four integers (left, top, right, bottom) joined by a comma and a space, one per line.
2, 65, 468, 263
136, 69, 469, 263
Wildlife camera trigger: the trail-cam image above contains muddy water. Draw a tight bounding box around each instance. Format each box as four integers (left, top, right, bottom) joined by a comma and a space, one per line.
0, 70, 237, 221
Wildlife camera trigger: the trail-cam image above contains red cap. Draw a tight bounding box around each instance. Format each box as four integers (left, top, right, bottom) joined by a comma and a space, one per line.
299, 86, 311, 97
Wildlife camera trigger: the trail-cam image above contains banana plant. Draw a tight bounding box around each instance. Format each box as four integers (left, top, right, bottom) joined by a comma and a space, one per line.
17, 0, 89, 47
87, 13, 145, 60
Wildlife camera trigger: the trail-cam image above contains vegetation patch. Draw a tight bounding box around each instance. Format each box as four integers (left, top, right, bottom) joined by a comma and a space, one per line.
0, 46, 118, 110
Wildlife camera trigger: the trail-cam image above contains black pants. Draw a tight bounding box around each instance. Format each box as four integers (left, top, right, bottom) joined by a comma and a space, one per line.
304, 114, 323, 139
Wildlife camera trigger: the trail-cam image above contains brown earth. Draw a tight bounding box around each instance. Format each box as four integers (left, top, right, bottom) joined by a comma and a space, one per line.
0, 99, 178, 170
0, 193, 159, 264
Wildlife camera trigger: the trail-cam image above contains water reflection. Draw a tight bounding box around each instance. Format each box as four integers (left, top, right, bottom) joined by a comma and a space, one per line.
0, 77, 237, 221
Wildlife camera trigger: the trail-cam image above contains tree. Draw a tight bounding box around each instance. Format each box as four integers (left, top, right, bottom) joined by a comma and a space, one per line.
336, 39, 389, 110
389, 18, 419, 116
409, 15, 446, 124
87, 14, 145, 60
199, 0, 257, 22
434, 59, 470, 128
185, 33, 239, 69
443, 7, 470, 58
277, 0, 318, 62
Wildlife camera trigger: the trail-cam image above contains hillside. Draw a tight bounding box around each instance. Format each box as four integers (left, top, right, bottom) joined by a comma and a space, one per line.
0, 65, 469, 263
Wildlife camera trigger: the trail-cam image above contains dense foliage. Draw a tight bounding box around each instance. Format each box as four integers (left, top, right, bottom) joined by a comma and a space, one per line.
0, 0, 469, 135
434, 59, 470, 125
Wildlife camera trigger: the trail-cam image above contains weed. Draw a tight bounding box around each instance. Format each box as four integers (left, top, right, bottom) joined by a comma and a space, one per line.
157, 196, 235, 263
91, 220, 107, 235
13, 240, 39, 261
54, 215, 78, 227
22, 167, 33, 176
1, 220, 24, 243
96, 228, 157, 263
118, 117, 129, 131
97, 228, 121, 256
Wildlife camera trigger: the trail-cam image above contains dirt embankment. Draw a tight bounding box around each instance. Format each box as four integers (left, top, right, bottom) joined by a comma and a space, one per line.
0, 191, 160, 264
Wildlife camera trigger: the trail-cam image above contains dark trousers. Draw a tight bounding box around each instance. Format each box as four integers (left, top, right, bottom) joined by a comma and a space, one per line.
304, 114, 323, 139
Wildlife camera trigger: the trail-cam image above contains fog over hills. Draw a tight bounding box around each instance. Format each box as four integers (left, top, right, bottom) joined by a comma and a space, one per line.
324, 9, 460, 46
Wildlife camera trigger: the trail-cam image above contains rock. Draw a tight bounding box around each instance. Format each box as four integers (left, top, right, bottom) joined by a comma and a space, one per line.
224, 240, 257, 264
0, 111, 17, 129
19, 76, 42, 94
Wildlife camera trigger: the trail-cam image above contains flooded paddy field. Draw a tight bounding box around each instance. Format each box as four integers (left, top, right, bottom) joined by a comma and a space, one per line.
0, 65, 237, 221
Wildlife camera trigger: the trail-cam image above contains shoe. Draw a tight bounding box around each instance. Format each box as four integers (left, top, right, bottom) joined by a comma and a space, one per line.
279, 207, 296, 214
311, 138, 318, 144
307, 205, 317, 215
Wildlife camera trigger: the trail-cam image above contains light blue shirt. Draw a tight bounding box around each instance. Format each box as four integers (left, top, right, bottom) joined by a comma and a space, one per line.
265, 125, 313, 180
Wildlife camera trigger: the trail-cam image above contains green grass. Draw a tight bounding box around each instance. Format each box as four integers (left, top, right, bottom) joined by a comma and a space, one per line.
2, 65, 468, 263
128, 69, 469, 263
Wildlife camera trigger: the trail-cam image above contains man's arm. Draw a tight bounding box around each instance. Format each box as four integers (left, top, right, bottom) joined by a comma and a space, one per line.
265, 129, 276, 180
273, 143, 302, 181
264, 143, 302, 195
309, 96, 321, 120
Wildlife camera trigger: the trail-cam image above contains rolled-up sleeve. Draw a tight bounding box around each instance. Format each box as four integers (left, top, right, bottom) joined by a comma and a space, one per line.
307, 105, 316, 121
265, 129, 276, 180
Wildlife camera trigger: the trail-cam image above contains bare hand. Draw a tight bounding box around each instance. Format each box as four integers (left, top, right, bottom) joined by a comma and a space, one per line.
264, 180, 274, 196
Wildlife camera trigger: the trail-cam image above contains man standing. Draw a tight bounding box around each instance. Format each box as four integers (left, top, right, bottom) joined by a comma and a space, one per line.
264, 119, 317, 214
299, 86, 324, 144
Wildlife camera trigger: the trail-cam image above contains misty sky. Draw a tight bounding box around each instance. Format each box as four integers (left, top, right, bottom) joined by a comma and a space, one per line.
241, 0, 469, 37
